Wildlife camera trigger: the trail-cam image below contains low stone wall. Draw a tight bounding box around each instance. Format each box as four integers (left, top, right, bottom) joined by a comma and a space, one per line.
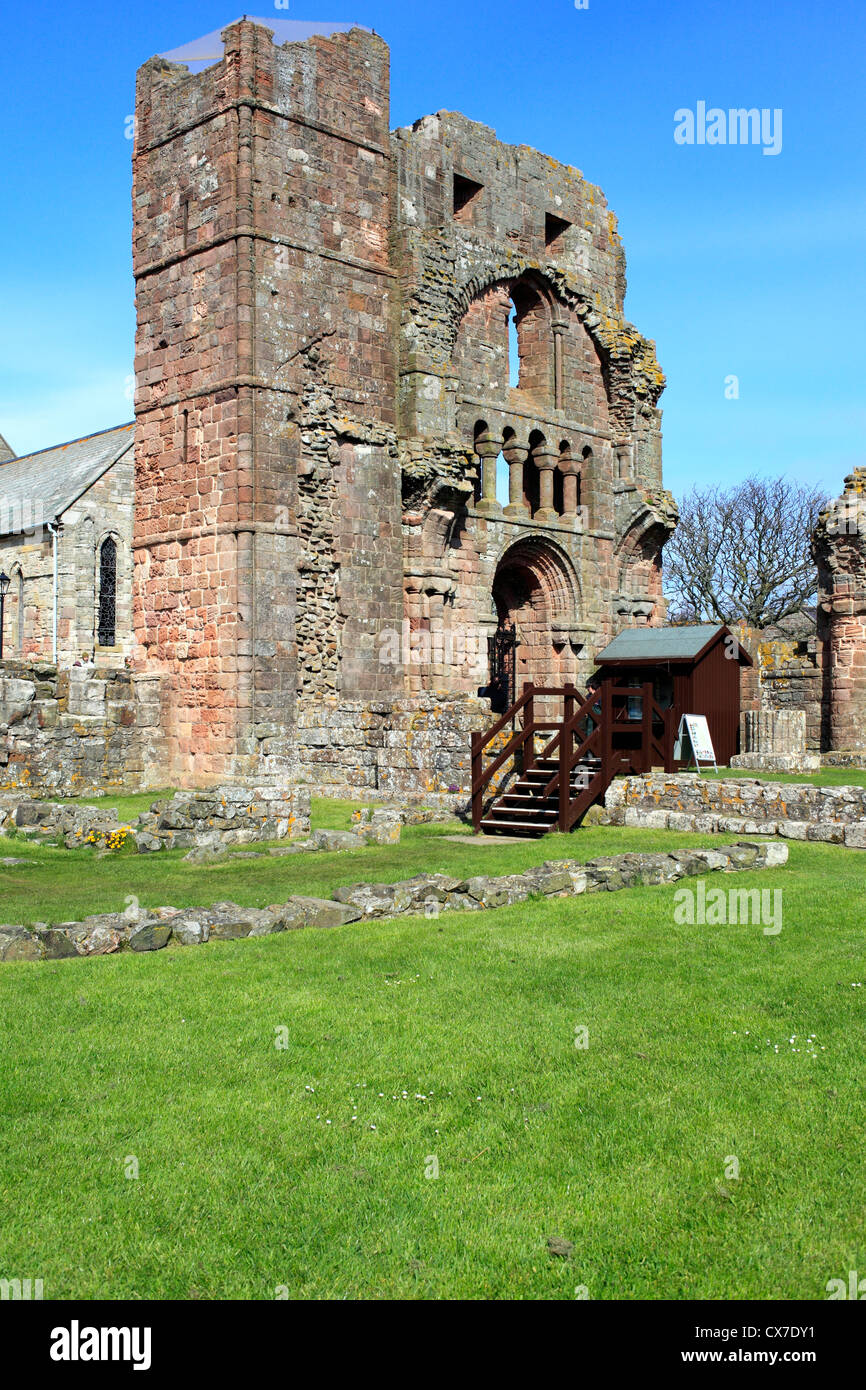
0, 839, 788, 961
822, 752, 866, 769
333, 840, 788, 916
1, 784, 311, 852
736, 753, 864, 773
605, 774, 866, 847
295, 693, 486, 794
730, 752, 821, 773
0, 661, 164, 795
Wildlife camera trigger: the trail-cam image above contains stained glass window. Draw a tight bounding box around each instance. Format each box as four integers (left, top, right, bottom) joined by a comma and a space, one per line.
98, 537, 117, 647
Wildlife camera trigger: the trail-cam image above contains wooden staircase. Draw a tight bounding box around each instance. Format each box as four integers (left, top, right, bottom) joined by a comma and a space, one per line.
477, 754, 599, 836
471, 680, 675, 838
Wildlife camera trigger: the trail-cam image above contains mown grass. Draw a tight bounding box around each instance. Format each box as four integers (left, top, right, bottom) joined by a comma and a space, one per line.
48, 790, 365, 831
48, 788, 177, 824
1, 802, 865, 1300
0, 804, 805, 928
701, 767, 866, 787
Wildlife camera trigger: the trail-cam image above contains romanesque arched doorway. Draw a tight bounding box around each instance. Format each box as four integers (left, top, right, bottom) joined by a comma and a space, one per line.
488, 539, 578, 711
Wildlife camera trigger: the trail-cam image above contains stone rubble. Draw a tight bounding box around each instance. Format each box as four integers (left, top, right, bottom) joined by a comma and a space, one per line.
0, 784, 311, 853
0, 840, 788, 963
0, 792, 467, 859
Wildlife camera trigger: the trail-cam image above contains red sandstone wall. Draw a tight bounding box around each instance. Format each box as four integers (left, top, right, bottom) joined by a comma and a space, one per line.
132, 21, 401, 782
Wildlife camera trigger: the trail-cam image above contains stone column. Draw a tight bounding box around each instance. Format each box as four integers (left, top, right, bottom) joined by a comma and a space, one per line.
813, 468, 866, 753
560, 453, 581, 527
474, 431, 503, 517
533, 448, 559, 525
502, 439, 529, 519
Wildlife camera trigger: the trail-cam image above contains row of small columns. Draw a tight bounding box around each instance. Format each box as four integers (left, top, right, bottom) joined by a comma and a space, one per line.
475, 430, 582, 526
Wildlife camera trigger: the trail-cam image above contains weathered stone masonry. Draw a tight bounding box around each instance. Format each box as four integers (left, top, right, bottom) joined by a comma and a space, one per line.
813, 469, 866, 755
129, 18, 675, 790
733, 469, 866, 764
605, 773, 866, 848
132, 22, 401, 788
6, 18, 859, 794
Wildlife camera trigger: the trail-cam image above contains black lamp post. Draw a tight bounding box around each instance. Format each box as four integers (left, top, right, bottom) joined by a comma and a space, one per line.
0, 571, 9, 660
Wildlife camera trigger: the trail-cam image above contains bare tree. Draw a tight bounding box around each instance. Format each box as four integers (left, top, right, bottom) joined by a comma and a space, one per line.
664, 476, 827, 628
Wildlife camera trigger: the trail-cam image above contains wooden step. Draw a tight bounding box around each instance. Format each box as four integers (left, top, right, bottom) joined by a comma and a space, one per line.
479, 819, 551, 837
522, 765, 599, 781
501, 792, 585, 808
522, 767, 596, 780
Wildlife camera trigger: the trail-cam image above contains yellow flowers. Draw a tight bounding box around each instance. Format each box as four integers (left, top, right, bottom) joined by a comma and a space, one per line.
81, 824, 134, 851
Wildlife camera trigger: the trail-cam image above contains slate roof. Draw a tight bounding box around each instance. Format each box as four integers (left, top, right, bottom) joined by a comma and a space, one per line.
596, 624, 732, 664
0, 433, 15, 463
0, 423, 134, 537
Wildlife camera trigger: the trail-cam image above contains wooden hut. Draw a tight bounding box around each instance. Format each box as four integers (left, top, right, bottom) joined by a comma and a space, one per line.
593, 623, 753, 769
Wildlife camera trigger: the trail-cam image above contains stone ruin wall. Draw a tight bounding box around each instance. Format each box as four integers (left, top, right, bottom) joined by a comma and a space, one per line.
10, 19, 862, 799
0, 661, 164, 795
606, 773, 866, 847
132, 22, 413, 791
126, 18, 677, 793
813, 469, 866, 755
738, 626, 823, 752
736, 468, 866, 763
392, 108, 675, 710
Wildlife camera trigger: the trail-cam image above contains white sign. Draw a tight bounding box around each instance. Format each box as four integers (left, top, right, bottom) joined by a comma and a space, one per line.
675, 714, 717, 772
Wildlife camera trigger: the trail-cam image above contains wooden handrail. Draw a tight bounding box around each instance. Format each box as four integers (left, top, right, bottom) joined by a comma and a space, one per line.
471, 681, 543, 828
540, 689, 601, 797
471, 676, 678, 833
479, 683, 533, 747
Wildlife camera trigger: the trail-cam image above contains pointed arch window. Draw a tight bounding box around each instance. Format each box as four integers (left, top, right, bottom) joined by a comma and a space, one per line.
97, 537, 117, 646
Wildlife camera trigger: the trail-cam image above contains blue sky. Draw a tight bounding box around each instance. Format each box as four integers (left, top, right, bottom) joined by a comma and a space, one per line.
1, 0, 863, 502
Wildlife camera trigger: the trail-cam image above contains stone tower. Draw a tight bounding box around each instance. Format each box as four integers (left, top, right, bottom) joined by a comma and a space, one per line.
813, 469, 866, 754
132, 20, 401, 784
131, 18, 674, 791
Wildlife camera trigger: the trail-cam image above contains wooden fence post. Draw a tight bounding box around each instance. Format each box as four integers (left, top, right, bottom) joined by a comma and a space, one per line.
471, 731, 483, 830
523, 682, 535, 773
601, 677, 612, 784
559, 685, 575, 831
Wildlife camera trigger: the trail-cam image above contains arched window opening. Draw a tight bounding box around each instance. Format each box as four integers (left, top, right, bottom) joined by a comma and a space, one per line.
507, 315, 520, 389
97, 537, 117, 647
495, 453, 509, 507
510, 280, 551, 400
472, 420, 489, 505
523, 429, 545, 518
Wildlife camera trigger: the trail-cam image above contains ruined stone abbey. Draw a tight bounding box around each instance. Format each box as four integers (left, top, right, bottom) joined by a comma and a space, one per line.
0, 19, 862, 796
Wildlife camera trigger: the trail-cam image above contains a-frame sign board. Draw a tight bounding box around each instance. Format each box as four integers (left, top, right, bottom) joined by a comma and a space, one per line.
675, 714, 718, 774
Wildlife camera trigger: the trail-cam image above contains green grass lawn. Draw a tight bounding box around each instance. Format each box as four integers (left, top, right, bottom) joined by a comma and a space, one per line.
1, 804, 865, 1300
48, 789, 369, 830
47, 787, 178, 824
702, 766, 866, 787
0, 802, 818, 928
